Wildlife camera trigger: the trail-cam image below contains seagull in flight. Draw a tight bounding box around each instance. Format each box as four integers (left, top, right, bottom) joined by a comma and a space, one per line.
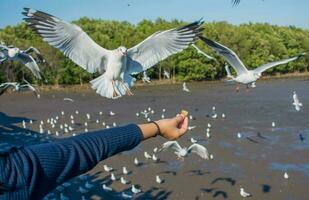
142, 71, 151, 83
0, 43, 44, 79
183, 82, 190, 92
158, 141, 210, 160
23, 8, 203, 99
0, 79, 39, 98
163, 70, 170, 79
199, 36, 306, 89
292, 91, 303, 111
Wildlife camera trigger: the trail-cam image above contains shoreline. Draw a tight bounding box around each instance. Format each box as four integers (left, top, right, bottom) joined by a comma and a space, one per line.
37, 71, 309, 91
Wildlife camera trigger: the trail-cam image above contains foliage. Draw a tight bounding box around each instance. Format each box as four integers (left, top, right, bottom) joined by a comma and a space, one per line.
0, 19, 308, 84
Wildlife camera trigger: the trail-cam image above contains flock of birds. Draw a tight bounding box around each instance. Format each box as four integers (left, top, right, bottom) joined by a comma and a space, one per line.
0, 5, 306, 200
0, 7, 306, 100
7, 96, 299, 199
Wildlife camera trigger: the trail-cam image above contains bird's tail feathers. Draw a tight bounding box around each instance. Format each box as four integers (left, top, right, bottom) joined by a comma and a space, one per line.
90, 74, 134, 99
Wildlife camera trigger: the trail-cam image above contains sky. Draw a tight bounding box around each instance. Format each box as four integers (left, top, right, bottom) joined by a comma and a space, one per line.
0, 0, 308, 29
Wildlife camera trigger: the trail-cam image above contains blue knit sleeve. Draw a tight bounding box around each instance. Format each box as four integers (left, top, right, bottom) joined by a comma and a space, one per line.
10, 124, 143, 200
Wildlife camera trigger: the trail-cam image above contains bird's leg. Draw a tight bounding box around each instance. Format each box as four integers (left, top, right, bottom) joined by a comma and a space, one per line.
246, 84, 250, 93
121, 80, 133, 96
111, 80, 119, 98
236, 84, 240, 92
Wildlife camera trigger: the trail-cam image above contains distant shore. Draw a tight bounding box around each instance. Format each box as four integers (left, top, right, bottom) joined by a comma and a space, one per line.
37, 71, 309, 92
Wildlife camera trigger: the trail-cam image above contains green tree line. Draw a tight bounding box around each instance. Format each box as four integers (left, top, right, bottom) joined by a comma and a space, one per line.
0, 18, 308, 85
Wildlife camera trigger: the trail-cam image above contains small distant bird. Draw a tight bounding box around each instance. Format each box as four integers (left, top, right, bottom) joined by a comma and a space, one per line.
222, 113, 226, 118
86, 113, 91, 120
142, 71, 151, 83
153, 147, 158, 153
161, 114, 165, 119
75, 110, 79, 115
158, 141, 210, 160
284, 172, 289, 179
144, 151, 152, 159
152, 154, 159, 162
134, 157, 140, 166
188, 126, 196, 131
240, 187, 251, 198
120, 177, 130, 185
207, 123, 212, 128
206, 132, 211, 138
190, 138, 198, 143
102, 184, 113, 191
210, 154, 214, 160
183, 82, 190, 92
103, 165, 113, 172
292, 91, 303, 111
110, 173, 116, 181
162, 108, 166, 113
109, 111, 115, 116
191, 44, 215, 60
211, 113, 217, 119
199, 36, 306, 89
136, 112, 140, 117
63, 98, 74, 102
189, 115, 193, 120
122, 166, 129, 175
272, 122, 276, 128
163, 70, 170, 79
131, 185, 142, 194
23, 8, 203, 99
156, 175, 163, 184
237, 132, 242, 138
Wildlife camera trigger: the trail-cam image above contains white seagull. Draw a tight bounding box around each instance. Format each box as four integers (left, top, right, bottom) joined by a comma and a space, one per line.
0, 79, 40, 98
183, 82, 190, 92
23, 8, 203, 99
199, 36, 306, 88
191, 44, 215, 60
131, 185, 142, 194
240, 187, 251, 198
292, 91, 303, 111
158, 141, 210, 160
142, 71, 151, 83
163, 70, 170, 79
0, 43, 44, 79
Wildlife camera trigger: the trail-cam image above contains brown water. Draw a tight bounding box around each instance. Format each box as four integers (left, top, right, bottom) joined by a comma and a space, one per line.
0, 78, 309, 200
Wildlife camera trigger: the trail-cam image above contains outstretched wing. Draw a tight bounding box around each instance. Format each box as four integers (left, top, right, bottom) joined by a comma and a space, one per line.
199, 36, 248, 75
188, 143, 209, 159
22, 8, 110, 73
191, 44, 215, 60
254, 53, 306, 74
0, 83, 17, 95
16, 53, 42, 79
158, 141, 182, 152
127, 20, 204, 74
